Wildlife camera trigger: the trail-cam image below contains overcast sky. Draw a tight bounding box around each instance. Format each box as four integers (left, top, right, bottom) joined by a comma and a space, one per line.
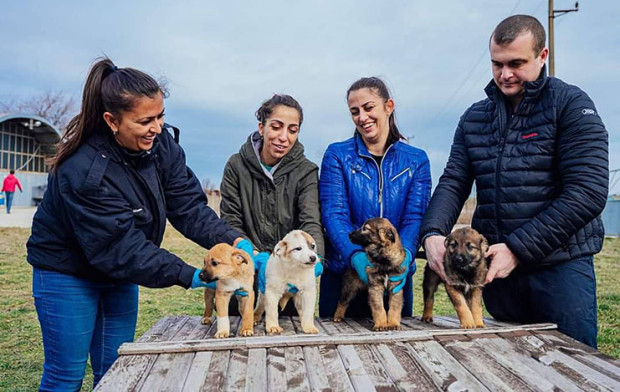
1, 0, 618, 193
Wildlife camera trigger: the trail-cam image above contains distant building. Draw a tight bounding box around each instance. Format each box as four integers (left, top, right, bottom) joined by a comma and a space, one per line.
0, 113, 61, 207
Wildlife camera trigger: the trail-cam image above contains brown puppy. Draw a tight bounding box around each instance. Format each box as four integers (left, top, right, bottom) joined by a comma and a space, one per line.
333, 218, 407, 331
422, 227, 489, 329
200, 243, 255, 338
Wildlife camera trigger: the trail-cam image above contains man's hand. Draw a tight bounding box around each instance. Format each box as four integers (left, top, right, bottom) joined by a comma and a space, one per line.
424, 235, 447, 281
485, 243, 518, 284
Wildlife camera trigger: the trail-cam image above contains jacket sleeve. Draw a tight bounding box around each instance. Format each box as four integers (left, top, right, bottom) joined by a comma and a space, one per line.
219, 157, 252, 243
296, 165, 325, 257
505, 88, 609, 265
162, 133, 241, 249
16, 178, 22, 191
59, 170, 196, 288
319, 147, 363, 274
399, 151, 432, 266
420, 115, 475, 238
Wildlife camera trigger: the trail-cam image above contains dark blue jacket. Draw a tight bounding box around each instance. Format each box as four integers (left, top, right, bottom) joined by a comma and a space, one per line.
27, 125, 240, 288
421, 70, 608, 268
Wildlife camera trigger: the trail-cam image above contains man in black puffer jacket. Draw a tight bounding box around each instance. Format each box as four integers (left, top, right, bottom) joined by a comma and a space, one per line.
420, 15, 608, 348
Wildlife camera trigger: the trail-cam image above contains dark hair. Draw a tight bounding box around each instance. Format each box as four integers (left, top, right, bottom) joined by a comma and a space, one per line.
50, 57, 167, 171
491, 15, 546, 54
9, 169, 15, 175
346, 77, 406, 149
255, 94, 303, 126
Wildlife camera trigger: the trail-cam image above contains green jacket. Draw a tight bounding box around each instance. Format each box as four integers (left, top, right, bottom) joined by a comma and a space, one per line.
220, 131, 324, 256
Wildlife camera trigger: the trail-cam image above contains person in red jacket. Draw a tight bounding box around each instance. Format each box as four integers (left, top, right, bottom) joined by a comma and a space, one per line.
1, 170, 22, 214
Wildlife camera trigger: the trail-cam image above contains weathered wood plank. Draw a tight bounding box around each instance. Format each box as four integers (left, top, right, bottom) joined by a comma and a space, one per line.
285, 346, 311, 391
531, 330, 620, 380
95, 315, 191, 392
223, 349, 250, 390
474, 335, 583, 392
202, 350, 232, 391
372, 342, 437, 391
139, 318, 211, 392
337, 345, 376, 391
245, 348, 267, 391
318, 345, 355, 392
181, 351, 213, 392
301, 346, 332, 391
118, 322, 558, 355
353, 344, 397, 391
439, 334, 536, 391
507, 332, 620, 391
267, 347, 287, 392
408, 339, 490, 391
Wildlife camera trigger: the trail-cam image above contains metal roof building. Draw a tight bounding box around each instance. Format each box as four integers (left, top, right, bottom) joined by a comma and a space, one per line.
0, 113, 61, 207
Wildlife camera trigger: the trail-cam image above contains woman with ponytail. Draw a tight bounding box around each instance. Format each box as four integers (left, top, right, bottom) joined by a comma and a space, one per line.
318, 77, 432, 318
27, 58, 251, 390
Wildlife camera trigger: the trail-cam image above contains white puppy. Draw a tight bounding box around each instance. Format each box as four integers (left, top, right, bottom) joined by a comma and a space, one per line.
254, 230, 320, 334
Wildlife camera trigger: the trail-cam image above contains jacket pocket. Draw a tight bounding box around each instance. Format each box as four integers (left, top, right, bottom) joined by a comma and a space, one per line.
390, 167, 412, 182
132, 206, 153, 227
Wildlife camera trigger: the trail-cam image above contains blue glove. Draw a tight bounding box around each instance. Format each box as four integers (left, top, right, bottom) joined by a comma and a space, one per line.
235, 239, 254, 256
389, 249, 413, 294
191, 269, 248, 296
256, 252, 270, 293
351, 251, 373, 285
190, 269, 216, 289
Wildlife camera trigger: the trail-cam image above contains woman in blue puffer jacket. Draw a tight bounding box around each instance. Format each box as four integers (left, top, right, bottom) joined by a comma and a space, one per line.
319, 77, 432, 317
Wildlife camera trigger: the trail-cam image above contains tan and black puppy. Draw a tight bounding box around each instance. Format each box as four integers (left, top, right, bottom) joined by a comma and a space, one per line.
422, 227, 489, 329
200, 243, 255, 338
334, 218, 407, 331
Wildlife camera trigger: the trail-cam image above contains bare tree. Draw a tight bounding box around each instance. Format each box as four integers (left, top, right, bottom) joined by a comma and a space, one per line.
202, 177, 218, 193
0, 90, 77, 130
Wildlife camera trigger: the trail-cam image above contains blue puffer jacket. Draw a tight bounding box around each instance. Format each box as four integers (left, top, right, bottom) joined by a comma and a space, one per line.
421, 69, 608, 268
27, 124, 240, 288
320, 133, 432, 274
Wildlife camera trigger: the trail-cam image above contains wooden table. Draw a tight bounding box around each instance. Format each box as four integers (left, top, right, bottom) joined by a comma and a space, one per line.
95, 315, 620, 391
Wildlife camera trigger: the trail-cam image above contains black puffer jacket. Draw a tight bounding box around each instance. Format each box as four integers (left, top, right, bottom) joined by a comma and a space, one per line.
220, 131, 324, 255
27, 125, 240, 288
421, 69, 608, 268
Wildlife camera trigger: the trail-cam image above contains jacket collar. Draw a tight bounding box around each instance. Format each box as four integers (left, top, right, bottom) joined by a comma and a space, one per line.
87, 129, 159, 165
240, 130, 306, 178
354, 132, 397, 158
484, 64, 550, 111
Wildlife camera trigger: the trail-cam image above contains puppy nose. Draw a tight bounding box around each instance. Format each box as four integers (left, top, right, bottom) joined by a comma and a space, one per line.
454, 255, 465, 264
309, 255, 316, 263
198, 271, 206, 281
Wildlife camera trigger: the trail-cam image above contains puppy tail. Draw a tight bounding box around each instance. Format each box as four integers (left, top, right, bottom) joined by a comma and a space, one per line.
279, 292, 294, 310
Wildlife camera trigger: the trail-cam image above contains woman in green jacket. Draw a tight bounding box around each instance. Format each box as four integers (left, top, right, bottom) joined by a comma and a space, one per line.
220, 95, 324, 312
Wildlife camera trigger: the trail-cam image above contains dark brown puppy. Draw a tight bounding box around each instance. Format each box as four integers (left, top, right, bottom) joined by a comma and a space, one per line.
422, 227, 489, 328
333, 218, 407, 331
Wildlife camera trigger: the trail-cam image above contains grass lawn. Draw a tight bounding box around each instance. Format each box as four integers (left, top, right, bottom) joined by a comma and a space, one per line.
1, 226, 618, 391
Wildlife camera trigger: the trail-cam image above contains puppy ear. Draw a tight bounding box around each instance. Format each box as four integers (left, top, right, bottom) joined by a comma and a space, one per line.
385, 228, 395, 243
275, 240, 287, 257
444, 236, 450, 248
232, 248, 252, 265
480, 236, 489, 254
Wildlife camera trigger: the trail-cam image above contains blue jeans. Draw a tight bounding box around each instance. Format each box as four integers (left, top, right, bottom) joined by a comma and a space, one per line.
483, 256, 597, 348
5, 191, 14, 213
32, 268, 139, 391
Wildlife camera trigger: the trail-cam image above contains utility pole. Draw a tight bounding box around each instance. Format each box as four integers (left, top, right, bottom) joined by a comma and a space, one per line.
548, 1, 579, 76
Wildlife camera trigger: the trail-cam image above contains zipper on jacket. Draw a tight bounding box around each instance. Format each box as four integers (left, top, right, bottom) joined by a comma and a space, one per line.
359, 144, 394, 218
391, 167, 411, 182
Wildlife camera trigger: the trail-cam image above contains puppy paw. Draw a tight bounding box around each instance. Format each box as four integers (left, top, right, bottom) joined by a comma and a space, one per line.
239, 328, 254, 337
302, 325, 319, 334
387, 323, 401, 331
476, 322, 486, 328
201, 317, 213, 325
266, 325, 284, 335
421, 316, 433, 323
214, 330, 230, 338
333, 316, 343, 323
253, 315, 262, 325
459, 322, 476, 329
372, 323, 388, 331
